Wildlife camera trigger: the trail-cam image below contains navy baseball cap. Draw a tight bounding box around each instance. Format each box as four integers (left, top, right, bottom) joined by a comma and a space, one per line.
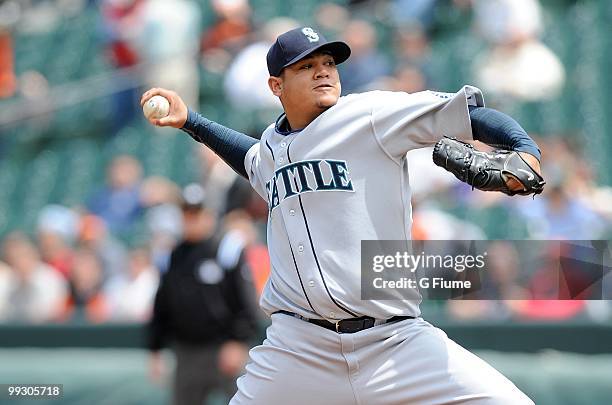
267, 27, 351, 77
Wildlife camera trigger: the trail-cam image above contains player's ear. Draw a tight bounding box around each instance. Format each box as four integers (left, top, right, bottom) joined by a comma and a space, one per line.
268, 76, 283, 97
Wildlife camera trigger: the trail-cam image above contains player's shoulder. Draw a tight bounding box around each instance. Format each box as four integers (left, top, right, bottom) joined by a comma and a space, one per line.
342, 89, 441, 102
259, 122, 276, 142
340, 90, 438, 110
348, 86, 485, 109
242, 124, 272, 161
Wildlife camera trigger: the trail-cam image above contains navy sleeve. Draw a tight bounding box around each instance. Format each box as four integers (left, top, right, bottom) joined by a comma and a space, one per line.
181, 109, 259, 179
468, 106, 541, 161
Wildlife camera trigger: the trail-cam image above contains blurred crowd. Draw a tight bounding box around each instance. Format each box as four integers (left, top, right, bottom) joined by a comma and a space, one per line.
0, 153, 269, 324
0, 0, 570, 120
0, 0, 610, 326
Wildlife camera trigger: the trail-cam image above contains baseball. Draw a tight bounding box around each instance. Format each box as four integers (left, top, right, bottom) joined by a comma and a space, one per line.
143, 95, 170, 120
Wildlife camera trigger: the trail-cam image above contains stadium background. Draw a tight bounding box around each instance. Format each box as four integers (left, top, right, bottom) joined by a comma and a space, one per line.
0, 0, 611, 404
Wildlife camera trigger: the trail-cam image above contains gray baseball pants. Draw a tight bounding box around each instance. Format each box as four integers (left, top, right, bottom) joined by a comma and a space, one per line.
230, 312, 533, 405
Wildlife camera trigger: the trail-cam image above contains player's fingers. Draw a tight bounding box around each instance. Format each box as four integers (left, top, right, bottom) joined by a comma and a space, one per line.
141, 88, 175, 107
140, 88, 160, 106
147, 116, 172, 127
157, 116, 177, 127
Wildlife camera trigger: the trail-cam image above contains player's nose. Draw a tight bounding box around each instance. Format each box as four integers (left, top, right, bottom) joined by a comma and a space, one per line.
314, 64, 331, 79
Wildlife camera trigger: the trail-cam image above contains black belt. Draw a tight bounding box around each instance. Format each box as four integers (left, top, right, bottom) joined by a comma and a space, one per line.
274, 310, 415, 334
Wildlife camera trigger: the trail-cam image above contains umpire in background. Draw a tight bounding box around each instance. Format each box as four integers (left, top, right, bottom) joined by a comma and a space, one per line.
148, 183, 258, 405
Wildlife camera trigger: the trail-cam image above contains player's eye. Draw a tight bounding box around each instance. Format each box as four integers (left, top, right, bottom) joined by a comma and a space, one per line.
325, 59, 335, 66
300, 64, 312, 70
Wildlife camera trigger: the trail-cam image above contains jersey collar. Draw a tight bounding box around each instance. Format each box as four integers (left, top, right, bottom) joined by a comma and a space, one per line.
275, 113, 303, 136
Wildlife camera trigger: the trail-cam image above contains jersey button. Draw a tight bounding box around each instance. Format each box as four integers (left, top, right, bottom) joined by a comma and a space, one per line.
278, 157, 285, 163
280, 141, 287, 147
308, 280, 315, 287
329, 312, 336, 318
298, 244, 304, 253
289, 209, 295, 216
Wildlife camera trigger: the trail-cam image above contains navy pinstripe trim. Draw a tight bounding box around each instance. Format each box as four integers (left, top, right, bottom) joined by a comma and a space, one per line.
265, 140, 275, 160
287, 142, 358, 317
288, 241, 319, 315
269, 138, 318, 316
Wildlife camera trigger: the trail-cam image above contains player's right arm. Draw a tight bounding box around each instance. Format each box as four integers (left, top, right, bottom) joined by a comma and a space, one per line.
370, 86, 484, 159
141, 88, 258, 179
370, 87, 542, 193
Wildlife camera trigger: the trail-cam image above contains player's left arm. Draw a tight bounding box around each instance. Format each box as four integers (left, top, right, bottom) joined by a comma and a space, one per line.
469, 106, 541, 170
468, 106, 542, 191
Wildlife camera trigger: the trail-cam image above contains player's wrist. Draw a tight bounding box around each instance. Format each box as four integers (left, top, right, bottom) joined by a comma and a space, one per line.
181, 108, 197, 131
517, 152, 542, 174
180, 108, 210, 136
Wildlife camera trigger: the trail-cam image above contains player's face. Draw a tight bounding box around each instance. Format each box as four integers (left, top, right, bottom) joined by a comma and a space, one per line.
275, 53, 341, 113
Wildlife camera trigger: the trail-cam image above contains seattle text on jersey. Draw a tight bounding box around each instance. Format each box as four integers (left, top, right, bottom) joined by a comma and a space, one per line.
265, 159, 354, 212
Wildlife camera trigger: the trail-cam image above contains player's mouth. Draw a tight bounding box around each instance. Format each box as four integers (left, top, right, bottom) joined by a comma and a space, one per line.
314, 83, 335, 90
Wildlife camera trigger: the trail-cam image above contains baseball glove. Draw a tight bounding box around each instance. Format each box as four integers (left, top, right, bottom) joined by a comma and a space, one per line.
432, 137, 545, 196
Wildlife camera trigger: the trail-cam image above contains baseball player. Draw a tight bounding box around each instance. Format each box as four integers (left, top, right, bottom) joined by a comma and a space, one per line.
142, 27, 543, 404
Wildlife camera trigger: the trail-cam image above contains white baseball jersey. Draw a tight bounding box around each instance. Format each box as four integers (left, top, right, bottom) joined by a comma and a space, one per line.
244, 86, 485, 321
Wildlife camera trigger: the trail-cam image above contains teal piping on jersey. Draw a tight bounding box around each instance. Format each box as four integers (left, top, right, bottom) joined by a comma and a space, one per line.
275, 113, 303, 135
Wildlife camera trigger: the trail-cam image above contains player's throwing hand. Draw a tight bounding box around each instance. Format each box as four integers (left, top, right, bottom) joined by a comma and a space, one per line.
141, 88, 188, 128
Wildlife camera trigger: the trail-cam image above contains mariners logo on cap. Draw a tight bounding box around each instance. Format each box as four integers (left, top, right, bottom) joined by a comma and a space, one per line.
302, 27, 319, 43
